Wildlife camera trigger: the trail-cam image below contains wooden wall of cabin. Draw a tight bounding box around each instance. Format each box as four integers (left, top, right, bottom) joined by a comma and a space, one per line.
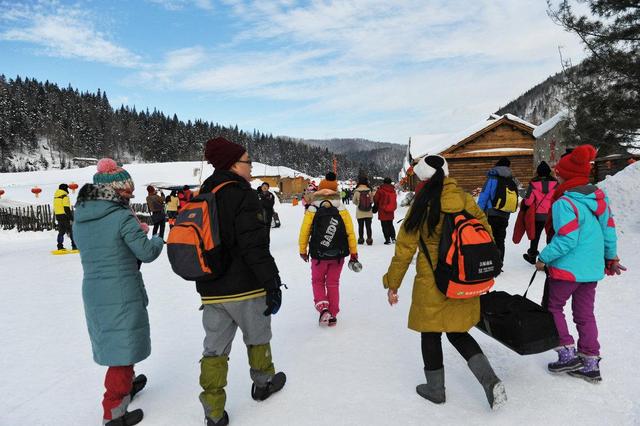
445, 155, 534, 192
450, 124, 534, 154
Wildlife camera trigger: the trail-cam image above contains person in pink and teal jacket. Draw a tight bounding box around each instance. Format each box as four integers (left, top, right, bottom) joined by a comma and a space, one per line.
535, 145, 626, 383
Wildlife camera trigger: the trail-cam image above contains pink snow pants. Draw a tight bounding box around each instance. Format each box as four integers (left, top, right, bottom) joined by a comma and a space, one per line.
311, 258, 345, 317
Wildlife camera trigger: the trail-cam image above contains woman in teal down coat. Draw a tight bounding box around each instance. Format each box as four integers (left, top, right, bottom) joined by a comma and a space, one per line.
73, 158, 163, 426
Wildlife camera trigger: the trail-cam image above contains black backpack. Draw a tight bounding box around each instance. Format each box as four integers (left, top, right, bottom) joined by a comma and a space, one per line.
309, 200, 350, 260
492, 175, 518, 212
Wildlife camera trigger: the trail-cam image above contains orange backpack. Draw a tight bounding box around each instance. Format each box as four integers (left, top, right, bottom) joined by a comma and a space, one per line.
167, 181, 235, 281
420, 211, 501, 299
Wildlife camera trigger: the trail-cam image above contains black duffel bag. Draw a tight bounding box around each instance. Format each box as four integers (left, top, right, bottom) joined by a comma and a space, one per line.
476, 271, 558, 355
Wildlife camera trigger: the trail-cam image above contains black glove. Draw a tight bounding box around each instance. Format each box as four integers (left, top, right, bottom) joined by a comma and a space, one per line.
263, 276, 283, 316
263, 288, 282, 316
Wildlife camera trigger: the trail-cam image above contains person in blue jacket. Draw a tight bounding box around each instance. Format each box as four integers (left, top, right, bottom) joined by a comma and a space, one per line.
535, 145, 625, 383
73, 158, 164, 426
477, 157, 517, 263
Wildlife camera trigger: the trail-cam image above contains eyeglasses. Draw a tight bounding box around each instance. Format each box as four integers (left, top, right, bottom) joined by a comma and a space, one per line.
236, 159, 252, 165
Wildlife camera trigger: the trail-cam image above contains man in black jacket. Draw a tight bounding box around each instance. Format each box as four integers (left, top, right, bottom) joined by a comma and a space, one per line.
257, 182, 275, 234
197, 136, 285, 426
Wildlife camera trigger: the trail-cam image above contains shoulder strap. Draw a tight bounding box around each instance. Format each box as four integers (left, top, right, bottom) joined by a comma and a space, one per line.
419, 236, 435, 270
212, 181, 236, 193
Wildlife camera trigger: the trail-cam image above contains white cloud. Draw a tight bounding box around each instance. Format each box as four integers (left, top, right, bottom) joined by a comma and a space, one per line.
0, 2, 142, 68
146, 0, 214, 11
158, 0, 586, 141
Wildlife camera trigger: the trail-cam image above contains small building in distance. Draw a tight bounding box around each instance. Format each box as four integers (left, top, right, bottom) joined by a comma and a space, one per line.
402, 114, 537, 192
532, 110, 570, 169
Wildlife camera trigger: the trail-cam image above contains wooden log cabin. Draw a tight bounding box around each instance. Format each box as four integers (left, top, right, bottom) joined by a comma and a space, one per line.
403, 114, 536, 192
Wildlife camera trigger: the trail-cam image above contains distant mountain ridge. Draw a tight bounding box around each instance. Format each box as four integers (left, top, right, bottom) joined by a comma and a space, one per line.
298, 138, 406, 178
495, 71, 567, 125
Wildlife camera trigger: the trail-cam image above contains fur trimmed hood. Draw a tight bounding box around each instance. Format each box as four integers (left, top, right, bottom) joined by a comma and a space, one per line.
74, 184, 131, 224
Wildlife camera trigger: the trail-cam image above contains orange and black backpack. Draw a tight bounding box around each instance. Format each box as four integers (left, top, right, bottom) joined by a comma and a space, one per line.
167, 181, 235, 281
420, 211, 501, 299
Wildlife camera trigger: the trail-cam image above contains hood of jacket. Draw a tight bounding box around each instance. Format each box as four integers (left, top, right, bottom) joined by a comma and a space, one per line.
74, 184, 130, 223
354, 185, 371, 192
377, 183, 395, 195
312, 188, 339, 200
487, 166, 512, 178
54, 188, 69, 199
562, 184, 608, 216
440, 177, 467, 213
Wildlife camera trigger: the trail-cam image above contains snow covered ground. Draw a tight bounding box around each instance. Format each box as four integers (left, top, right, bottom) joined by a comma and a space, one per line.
1, 163, 639, 425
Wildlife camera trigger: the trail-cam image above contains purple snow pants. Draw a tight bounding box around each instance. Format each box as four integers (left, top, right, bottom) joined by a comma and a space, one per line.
547, 278, 600, 356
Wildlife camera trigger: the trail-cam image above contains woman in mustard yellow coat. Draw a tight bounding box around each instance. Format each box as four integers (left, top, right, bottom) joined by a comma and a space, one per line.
383, 155, 507, 410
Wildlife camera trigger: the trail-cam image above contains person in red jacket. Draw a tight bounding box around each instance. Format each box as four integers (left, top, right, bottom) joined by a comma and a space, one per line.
374, 177, 398, 244
522, 161, 558, 264
178, 185, 192, 210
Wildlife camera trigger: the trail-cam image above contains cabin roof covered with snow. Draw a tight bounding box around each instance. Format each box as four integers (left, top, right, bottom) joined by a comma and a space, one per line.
409, 114, 536, 159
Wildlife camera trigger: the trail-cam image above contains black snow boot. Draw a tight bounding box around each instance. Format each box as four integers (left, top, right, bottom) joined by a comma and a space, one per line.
104, 409, 143, 426
467, 354, 507, 410
130, 374, 147, 400
57, 243, 64, 250
416, 368, 445, 404
251, 372, 287, 401
206, 411, 229, 426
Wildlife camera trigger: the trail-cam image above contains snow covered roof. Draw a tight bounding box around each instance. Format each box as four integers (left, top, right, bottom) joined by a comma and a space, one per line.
533, 110, 568, 138
465, 147, 533, 154
409, 114, 536, 159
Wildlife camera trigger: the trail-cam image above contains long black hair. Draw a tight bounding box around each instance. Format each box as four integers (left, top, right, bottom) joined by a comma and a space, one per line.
404, 166, 445, 236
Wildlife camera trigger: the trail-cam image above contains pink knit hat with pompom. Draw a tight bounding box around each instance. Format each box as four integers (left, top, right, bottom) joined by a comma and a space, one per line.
93, 158, 134, 192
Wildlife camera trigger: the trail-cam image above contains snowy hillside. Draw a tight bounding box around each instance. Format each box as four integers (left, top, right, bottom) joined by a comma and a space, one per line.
0, 163, 639, 425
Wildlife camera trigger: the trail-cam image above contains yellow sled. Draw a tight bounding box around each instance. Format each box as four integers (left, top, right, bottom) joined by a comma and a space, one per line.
51, 249, 80, 255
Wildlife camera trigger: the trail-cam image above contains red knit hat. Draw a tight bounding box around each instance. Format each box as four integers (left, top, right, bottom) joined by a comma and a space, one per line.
204, 136, 247, 170
555, 144, 597, 180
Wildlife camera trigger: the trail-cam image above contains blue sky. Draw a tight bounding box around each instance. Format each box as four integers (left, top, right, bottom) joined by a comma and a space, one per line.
0, 0, 586, 144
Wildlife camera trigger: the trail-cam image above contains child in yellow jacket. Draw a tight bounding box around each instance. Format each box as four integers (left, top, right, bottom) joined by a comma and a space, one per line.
298, 172, 358, 326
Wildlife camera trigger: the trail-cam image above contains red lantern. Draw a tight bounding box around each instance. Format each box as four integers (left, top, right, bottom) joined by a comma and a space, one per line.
0, 189, 4, 198
69, 182, 79, 193
31, 186, 42, 198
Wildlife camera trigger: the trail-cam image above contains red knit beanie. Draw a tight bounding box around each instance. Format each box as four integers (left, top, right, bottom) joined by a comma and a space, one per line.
204, 137, 247, 170
554, 144, 597, 180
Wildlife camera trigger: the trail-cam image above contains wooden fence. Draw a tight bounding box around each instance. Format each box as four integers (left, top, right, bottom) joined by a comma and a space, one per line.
0, 203, 152, 232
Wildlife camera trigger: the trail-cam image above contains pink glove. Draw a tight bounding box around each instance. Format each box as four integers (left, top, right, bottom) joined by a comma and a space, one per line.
140, 223, 149, 234
350, 253, 358, 262
300, 253, 309, 262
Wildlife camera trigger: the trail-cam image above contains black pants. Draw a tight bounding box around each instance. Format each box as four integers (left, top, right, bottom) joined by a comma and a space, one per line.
421, 332, 482, 371
56, 215, 75, 249
528, 220, 549, 256
488, 215, 509, 263
357, 218, 372, 240
380, 220, 396, 242
152, 220, 166, 239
